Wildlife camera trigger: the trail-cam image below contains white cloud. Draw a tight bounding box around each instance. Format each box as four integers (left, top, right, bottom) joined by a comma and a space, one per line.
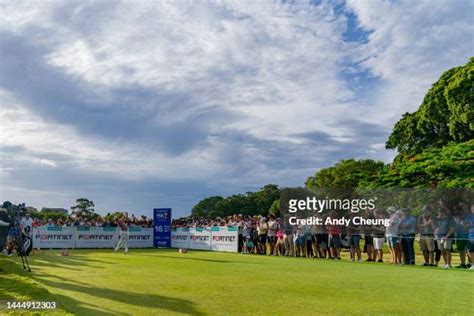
0, 0, 472, 212
346, 0, 474, 123
0, 90, 224, 181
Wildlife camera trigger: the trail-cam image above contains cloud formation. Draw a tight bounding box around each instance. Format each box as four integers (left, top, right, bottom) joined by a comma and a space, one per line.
1, 0, 472, 216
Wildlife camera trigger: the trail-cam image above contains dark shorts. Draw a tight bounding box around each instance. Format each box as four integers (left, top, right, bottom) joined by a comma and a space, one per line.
258, 234, 267, 244
315, 233, 328, 246
329, 235, 341, 248
364, 235, 373, 246
456, 239, 469, 252
468, 240, 474, 252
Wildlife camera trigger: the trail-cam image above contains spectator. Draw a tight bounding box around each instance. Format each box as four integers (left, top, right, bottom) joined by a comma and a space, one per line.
242, 236, 254, 254
399, 208, 416, 265
347, 213, 362, 262
363, 209, 375, 262
267, 214, 278, 256
314, 215, 329, 259
417, 205, 436, 266
386, 208, 402, 264
294, 222, 306, 257
468, 204, 474, 270
372, 209, 385, 263
435, 208, 455, 268
327, 211, 341, 260
282, 214, 294, 256
304, 223, 313, 258
45, 218, 55, 227
453, 207, 469, 269
275, 228, 285, 256
257, 217, 268, 255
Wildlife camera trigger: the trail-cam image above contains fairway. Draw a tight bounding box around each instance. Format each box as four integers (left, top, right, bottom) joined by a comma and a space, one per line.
1, 249, 472, 315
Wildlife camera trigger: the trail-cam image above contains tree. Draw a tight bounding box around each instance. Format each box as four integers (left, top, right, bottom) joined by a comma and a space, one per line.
191, 196, 224, 218
305, 159, 385, 189
386, 58, 474, 154
190, 185, 281, 218
249, 184, 280, 215
32, 212, 67, 222
269, 200, 280, 214
71, 198, 97, 220
374, 139, 474, 188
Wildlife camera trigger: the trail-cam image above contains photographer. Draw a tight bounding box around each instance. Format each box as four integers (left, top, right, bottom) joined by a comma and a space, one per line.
0, 208, 11, 255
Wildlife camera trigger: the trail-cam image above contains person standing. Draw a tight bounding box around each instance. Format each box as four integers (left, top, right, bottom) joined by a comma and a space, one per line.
315, 215, 329, 259
363, 209, 375, 262
304, 223, 313, 258
453, 208, 470, 269
236, 214, 244, 253
257, 217, 268, 255
115, 214, 129, 254
347, 213, 362, 262
267, 214, 278, 256
468, 204, 474, 270
282, 214, 294, 256
435, 208, 455, 268
294, 221, 306, 257
417, 205, 436, 266
372, 209, 386, 263
242, 216, 253, 243
327, 211, 342, 260
386, 208, 402, 264
20, 212, 33, 238
399, 208, 417, 265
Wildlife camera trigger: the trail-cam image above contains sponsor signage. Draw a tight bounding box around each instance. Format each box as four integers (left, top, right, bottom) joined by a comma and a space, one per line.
33, 226, 75, 249
153, 208, 172, 248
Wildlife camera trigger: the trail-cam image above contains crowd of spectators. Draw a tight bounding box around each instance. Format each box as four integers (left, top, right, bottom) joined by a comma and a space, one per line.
29, 213, 154, 228
172, 204, 474, 270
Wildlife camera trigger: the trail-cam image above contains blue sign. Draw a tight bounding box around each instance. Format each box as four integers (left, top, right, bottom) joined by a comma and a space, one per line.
153, 208, 172, 248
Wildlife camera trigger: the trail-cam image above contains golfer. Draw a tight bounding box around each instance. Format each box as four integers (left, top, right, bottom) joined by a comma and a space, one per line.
114, 214, 129, 254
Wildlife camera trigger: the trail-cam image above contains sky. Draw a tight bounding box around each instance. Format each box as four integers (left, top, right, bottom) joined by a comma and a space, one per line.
0, 0, 473, 217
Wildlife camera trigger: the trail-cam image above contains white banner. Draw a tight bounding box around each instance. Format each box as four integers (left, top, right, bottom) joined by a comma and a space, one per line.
189, 227, 212, 250
171, 228, 190, 249
33, 226, 75, 249
210, 226, 238, 252
128, 227, 154, 248
75, 227, 118, 248
31, 226, 235, 251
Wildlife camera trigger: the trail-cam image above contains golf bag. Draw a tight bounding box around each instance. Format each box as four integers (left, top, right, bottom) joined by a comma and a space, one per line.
13, 222, 33, 272
1, 214, 32, 272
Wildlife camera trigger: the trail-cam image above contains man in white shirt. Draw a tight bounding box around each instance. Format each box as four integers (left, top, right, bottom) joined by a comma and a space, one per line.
20, 213, 33, 237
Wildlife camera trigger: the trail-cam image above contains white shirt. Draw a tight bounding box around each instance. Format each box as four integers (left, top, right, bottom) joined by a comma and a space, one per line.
296, 224, 305, 237
386, 215, 401, 237
267, 220, 278, 237
21, 217, 33, 230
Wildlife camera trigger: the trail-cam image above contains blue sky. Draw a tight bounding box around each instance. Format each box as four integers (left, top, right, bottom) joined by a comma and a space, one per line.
0, 0, 473, 217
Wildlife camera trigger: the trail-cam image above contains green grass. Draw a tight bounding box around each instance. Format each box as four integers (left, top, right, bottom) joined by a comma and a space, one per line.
0, 249, 472, 315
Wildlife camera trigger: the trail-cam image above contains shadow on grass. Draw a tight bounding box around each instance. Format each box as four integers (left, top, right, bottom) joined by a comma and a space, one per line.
27, 251, 122, 270
1, 257, 107, 315
1, 256, 204, 315
33, 277, 204, 315
133, 251, 258, 264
